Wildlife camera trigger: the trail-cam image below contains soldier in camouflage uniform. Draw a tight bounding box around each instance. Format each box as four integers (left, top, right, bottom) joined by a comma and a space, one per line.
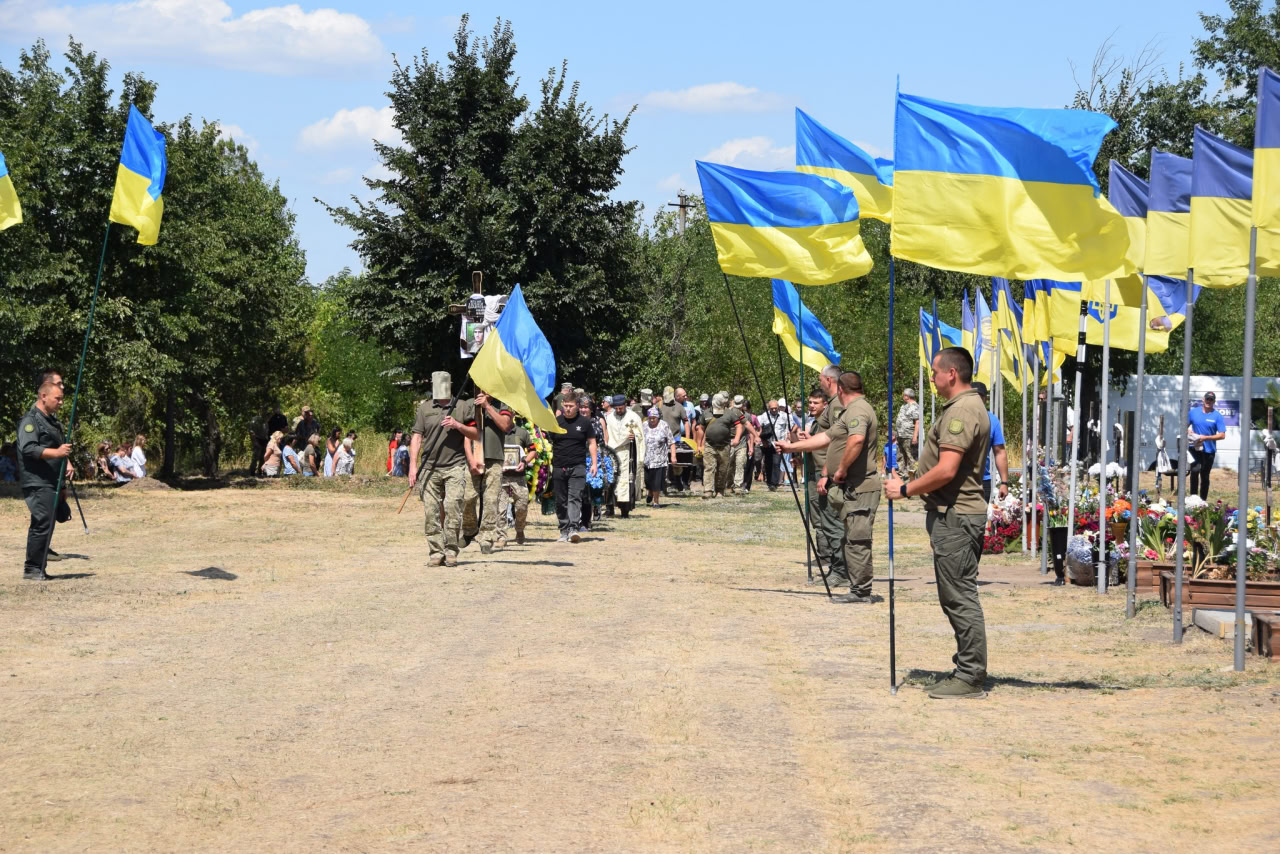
16, 371, 72, 580
409, 372, 479, 567
885, 347, 991, 700
461, 393, 512, 554
496, 422, 537, 546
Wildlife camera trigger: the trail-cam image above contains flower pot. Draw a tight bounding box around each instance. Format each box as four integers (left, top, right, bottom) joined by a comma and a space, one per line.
1159, 571, 1280, 610
1132, 561, 1169, 594
1109, 521, 1127, 543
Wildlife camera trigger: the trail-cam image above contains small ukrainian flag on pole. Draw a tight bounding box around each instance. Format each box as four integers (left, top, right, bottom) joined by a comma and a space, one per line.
0, 151, 22, 231
109, 105, 167, 245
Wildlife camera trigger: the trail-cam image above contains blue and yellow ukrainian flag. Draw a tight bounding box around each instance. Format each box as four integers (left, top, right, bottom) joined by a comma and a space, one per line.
1253, 67, 1280, 231
1020, 280, 1066, 385
919, 307, 962, 370
795, 108, 893, 222
1108, 160, 1149, 277
961, 289, 976, 356
695, 160, 873, 285
892, 91, 1130, 280
975, 288, 996, 386
109, 105, 166, 245
470, 284, 565, 433
1190, 124, 1280, 285
0, 151, 22, 231
1144, 149, 1192, 278
1081, 276, 1172, 353
771, 278, 840, 373
992, 278, 1027, 387
1146, 274, 1200, 332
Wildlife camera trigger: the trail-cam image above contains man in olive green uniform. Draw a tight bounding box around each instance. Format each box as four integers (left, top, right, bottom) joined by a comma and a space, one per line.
17, 371, 72, 580
885, 347, 991, 699
700, 393, 741, 498
777, 366, 847, 588
410, 371, 479, 567
462, 393, 513, 554
496, 422, 536, 546
827, 370, 881, 603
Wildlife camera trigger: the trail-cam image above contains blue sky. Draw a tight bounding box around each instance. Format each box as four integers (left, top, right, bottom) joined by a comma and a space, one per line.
0, 0, 1223, 283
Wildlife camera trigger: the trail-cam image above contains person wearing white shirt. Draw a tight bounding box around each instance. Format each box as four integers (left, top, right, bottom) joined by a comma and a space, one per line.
130, 433, 148, 478
110, 443, 140, 482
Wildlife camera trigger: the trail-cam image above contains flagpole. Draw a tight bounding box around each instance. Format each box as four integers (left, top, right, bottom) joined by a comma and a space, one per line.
721, 272, 832, 598
1065, 299, 1089, 565
1042, 361, 1053, 576
1127, 279, 1149, 618
1173, 270, 1195, 643
1235, 231, 1257, 670
887, 257, 898, 694
799, 298, 812, 582
1097, 280, 1112, 594
1020, 336, 1028, 555
917, 360, 924, 461
1031, 346, 1040, 569
40, 221, 111, 573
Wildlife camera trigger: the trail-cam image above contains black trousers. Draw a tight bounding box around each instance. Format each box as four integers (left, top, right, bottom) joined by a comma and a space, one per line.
23, 486, 54, 574
762, 444, 780, 488
552, 464, 586, 534
1189, 449, 1215, 500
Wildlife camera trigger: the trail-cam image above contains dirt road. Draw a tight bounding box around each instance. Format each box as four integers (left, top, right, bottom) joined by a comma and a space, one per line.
1, 479, 1276, 852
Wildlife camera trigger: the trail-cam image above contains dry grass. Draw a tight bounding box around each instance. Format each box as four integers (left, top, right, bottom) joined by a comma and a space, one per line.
0, 473, 1277, 852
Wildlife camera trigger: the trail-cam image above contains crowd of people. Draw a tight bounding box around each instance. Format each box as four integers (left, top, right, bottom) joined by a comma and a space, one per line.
249, 406, 384, 479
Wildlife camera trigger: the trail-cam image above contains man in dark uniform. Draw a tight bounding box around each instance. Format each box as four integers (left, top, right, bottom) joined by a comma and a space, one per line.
884, 347, 991, 700
17, 371, 72, 580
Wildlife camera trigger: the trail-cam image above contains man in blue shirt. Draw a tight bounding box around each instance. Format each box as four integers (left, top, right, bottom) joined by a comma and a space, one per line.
973, 383, 1009, 505
1187, 391, 1226, 500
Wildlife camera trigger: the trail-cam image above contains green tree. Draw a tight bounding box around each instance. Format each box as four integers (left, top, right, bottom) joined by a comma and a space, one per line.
321, 16, 642, 390
0, 40, 310, 475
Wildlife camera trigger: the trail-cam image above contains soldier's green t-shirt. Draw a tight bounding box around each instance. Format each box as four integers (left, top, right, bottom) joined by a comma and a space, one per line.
811, 395, 844, 473
472, 400, 513, 462
917, 388, 990, 514
411, 398, 476, 469
659, 401, 686, 437
827, 396, 881, 493
703, 410, 741, 448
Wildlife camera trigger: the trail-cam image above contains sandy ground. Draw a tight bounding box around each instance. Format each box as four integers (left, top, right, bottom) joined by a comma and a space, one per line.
1, 473, 1277, 853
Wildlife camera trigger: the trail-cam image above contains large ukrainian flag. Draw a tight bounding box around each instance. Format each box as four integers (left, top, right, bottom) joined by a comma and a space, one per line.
1144, 149, 1191, 277
892, 91, 1130, 280
795, 108, 893, 222
470, 284, 565, 433
1253, 67, 1280, 231
109, 105, 166, 245
992, 277, 1027, 387
771, 278, 840, 373
1108, 160, 1149, 277
695, 160, 873, 285
1190, 124, 1280, 285
0, 151, 21, 231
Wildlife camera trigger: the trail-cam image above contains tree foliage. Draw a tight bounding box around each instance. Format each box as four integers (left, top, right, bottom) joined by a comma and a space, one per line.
322, 16, 643, 390
0, 40, 311, 474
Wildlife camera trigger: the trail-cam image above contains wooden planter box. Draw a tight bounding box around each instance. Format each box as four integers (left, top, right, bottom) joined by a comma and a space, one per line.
1159, 571, 1280, 610
1132, 560, 1167, 595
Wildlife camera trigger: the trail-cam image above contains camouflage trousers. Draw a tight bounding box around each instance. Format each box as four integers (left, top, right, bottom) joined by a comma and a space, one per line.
496, 473, 530, 542
463, 463, 504, 547
423, 462, 467, 559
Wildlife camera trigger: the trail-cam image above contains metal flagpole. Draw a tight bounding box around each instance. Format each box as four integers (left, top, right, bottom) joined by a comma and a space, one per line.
799, 298, 811, 582
721, 272, 832, 598
1234, 230, 1257, 670
1173, 271, 1195, 643
40, 222, 111, 573
1097, 280, 1112, 594
1126, 279, 1149, 618
1065, 299, 1089, 553
918, 360, 924, 461
1021, 338, 1028, 555
1031, 347, 1040, 568
887, 257, 898, 694
1042, 366, 1053, 576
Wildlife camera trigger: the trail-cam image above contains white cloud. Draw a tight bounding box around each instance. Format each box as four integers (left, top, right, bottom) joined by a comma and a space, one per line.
317, 167, 354, 185
657, 173, 687, 193
702, 136, 794, 171
298, 105, 402, 150
640, 82, 785, 113
216, 123, 258, 155
852, 139, 890, 159
0, 0, 384, 74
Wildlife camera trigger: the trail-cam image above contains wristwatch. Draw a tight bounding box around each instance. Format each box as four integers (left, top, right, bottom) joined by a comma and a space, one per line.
999, 480, 1010, 486
899, 482, 908, 498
